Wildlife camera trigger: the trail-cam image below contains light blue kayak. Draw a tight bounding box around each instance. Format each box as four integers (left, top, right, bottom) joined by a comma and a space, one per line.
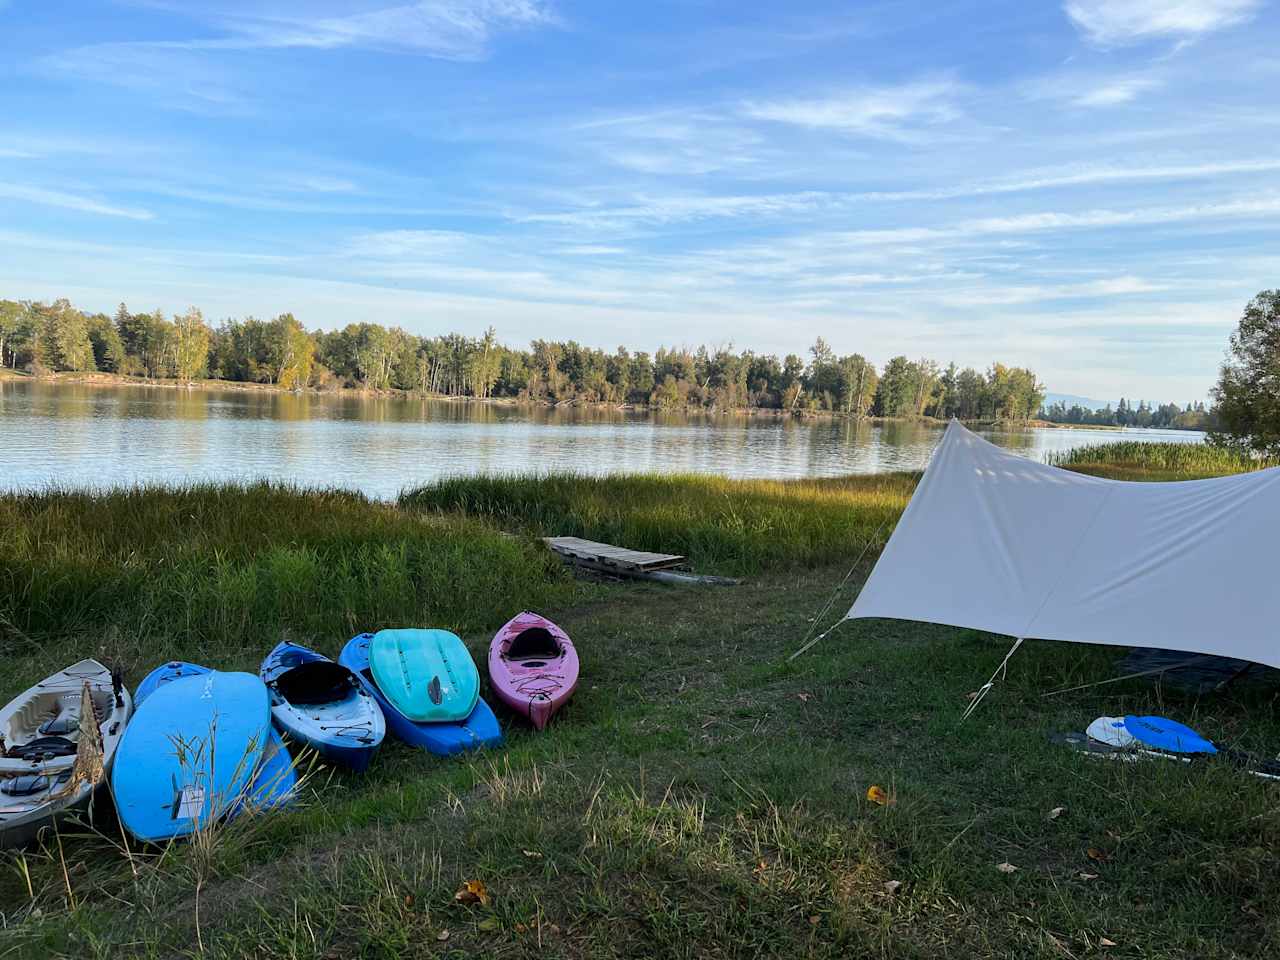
112, 671, 270, 842
260, 641, 384, 773
340, 633, 502, 756
136, 661, 297, 811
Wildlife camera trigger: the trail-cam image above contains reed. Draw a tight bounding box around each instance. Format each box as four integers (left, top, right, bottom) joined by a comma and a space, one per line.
400, 472, 918, 576
1046, 440, 1278, 480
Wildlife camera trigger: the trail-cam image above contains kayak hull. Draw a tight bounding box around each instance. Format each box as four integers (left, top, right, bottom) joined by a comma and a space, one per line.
340, 633, 502, 756
488, 612, 579, 731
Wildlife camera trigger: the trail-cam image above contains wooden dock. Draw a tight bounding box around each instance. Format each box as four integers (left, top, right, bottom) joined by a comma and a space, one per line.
542, 537, 740, 587
543, 537, 686, 572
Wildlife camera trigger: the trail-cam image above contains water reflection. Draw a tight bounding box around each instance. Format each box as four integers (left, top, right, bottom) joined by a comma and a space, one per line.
2, 380, 1203, 500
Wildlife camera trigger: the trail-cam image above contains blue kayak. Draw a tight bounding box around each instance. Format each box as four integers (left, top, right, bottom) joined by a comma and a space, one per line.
339, 633, 503, 756
136, 661, 297, 811
260, 641, 385, 773
112, 671, 270, 842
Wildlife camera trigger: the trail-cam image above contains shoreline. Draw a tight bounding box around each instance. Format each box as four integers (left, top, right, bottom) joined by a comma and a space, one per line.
0, 369, 1195, 432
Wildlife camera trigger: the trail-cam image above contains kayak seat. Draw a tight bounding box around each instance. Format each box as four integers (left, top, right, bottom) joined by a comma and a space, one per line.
6, 736, 78, 762
275, 661, 357, 706
507, 628, 560, 660
1, 771, 70, 797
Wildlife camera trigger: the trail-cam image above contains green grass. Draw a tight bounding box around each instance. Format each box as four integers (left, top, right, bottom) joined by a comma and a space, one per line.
1046, 440, 1279, 481
2, 449, 1279, 958
400, 473, 917, 575
0, 483, 578, 674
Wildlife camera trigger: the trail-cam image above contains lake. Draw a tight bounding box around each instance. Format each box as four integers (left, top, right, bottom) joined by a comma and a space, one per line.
3, 380, 1203, 500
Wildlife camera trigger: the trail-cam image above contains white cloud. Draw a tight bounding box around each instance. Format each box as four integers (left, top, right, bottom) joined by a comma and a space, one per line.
1065, 0, 1261, 47
0, 183, 154, 220
139, 0, 556, 59
573, 110, 768, 176
1072, 73, 1164, 106
742, 79, 963, 141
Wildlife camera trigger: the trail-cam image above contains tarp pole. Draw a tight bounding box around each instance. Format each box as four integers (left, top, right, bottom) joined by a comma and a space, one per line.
961, 637, 1024, 721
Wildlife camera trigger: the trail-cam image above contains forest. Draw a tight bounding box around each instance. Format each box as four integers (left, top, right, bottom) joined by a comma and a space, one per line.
1, 296, 1049, 420
1040, 398, 1213, 431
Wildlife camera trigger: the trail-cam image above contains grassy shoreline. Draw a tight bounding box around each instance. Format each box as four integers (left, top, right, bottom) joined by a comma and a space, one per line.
2, 448, 1277, 958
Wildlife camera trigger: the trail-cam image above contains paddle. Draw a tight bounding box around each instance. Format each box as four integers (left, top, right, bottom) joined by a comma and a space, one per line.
1086, 715, 1280, 780
1084, 717, 1190, 764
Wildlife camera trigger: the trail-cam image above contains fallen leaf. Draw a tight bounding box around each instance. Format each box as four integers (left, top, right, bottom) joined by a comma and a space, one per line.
436, 930, 450, 942
753, 859, 768, 879
866, 784, 893, 806
808, 915, 821, 926
966, 690, 980, 702
1087, 848, 1112, 863
1047, 806, 1066, 821
477, 916, 501, 932
1100, 937, 1117, 948
1078, 872, 1099, 881
454, 879, 492, 907
515, 923, 529, 934
996, 862, 1019, 874
521, 849, 543, 859
883, 880, 903, 895
549, 924, 561, 935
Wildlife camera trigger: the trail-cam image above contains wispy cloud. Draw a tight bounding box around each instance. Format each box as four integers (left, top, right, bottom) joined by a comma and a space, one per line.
40, 42, 254, 115
0, 183, 154, 220
1064, 0, 1262, 47
1072, 72, 1165, 106
573, 110, 769, 176
126, 0, 556, 59
741, 79, 964, 141
512, 160, 1280, 231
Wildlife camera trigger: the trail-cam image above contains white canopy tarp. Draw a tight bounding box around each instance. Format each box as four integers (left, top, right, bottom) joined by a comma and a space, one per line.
846, 421, 1280, 668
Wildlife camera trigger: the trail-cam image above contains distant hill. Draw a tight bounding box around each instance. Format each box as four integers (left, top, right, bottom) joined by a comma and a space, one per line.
1044, 392, 1108, 411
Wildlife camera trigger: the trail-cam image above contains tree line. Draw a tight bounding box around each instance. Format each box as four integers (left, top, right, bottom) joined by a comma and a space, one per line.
1041, 398, 1213, 431
0, 297, 1046, 420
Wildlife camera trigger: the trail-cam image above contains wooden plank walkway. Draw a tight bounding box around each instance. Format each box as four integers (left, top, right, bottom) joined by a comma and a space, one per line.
542, 536, 686, 572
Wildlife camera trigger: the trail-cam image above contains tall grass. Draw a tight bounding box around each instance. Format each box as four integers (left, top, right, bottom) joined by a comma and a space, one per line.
1046, 440, 1279, 480
400, 472, 918, 576
0, 483, 576, 678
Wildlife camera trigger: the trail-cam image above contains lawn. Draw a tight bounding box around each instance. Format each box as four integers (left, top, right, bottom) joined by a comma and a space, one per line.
1, 447, 1277, 959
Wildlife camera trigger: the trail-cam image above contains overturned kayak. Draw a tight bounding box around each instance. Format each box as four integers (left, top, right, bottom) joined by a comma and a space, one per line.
260, 642, 384, 773
0, 659, 132, 849
340, 633, 502, 756
137, 661, 297, 810
489, 612, 579, 730
369, 629, 479, 723
112, 671, 270, 843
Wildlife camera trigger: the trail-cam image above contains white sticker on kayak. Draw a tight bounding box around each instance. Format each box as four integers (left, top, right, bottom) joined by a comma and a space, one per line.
175, 784, 206, 820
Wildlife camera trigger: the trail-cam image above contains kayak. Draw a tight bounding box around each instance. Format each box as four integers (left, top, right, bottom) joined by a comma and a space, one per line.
489, 612, 579, 730
260, 641, 385, 773
340, 633, 502, 756
369, 629, 479, 723
111, 671, 270, 842
0, 659, 132, 849
136, 661, 297, 810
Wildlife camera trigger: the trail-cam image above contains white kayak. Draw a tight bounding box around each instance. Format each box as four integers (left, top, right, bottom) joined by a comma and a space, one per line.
0, 659, 133, 848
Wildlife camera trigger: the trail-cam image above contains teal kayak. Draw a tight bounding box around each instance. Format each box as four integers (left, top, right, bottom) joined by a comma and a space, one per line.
369, 629, 479, 723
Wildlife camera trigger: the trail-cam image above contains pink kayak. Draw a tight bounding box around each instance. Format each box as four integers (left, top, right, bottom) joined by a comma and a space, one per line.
488, 612, 579, 730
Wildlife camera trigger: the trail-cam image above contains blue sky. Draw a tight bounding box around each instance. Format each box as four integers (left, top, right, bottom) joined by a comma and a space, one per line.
2, 1, 1278, 402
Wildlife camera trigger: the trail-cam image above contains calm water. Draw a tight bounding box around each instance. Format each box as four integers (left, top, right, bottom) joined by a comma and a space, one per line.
2, 380, 1203, 500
